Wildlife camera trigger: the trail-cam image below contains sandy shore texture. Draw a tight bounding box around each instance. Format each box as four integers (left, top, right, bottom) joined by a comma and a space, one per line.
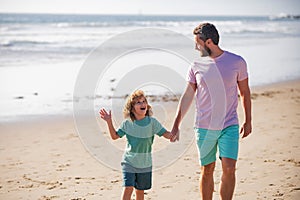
0, 80, 299, 200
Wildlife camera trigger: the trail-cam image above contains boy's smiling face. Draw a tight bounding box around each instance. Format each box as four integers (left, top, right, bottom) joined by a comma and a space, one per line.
133, 97, 148, 118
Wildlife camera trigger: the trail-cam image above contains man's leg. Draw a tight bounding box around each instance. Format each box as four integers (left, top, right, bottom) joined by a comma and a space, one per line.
218, 125, 239, 200
220, 158, 236, 200
195, 128, 218, 199
200, 161, 215, 200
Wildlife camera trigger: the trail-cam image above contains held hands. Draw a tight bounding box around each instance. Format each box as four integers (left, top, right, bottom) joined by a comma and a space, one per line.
99, 108, 112, 122
170, 126, 180, 142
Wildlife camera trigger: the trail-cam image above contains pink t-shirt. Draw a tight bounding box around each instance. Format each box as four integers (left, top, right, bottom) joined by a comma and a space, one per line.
186, 51, 248, 130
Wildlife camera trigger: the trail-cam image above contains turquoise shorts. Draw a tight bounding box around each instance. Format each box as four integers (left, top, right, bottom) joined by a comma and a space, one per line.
195, 125, 239, 166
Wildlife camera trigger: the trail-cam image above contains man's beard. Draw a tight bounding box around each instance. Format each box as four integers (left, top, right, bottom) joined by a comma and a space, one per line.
200, 44, 211, 57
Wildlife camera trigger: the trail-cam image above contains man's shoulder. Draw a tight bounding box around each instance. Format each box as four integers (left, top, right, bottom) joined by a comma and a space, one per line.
191, 58, 214, 71
223, 51, 248, 71
224, 51, 245, 62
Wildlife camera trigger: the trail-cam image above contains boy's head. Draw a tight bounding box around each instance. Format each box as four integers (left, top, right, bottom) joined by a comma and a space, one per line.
123, 90, 153, 121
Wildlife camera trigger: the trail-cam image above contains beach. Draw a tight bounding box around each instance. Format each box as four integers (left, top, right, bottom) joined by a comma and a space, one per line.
0, 80, 299, 200
1, 13, 300, 200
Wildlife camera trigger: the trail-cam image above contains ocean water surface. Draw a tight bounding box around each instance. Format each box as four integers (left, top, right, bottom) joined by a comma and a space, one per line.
0, 13, 299, 120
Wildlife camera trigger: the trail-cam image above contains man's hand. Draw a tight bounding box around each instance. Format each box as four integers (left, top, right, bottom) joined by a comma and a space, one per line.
240, 122, 252, 138
170, 126, 180, 142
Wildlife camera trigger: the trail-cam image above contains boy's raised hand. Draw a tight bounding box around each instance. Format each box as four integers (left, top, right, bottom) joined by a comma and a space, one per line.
99, 108, 112, 122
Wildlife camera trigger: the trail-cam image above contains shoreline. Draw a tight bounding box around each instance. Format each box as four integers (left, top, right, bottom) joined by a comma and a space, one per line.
251, 78, 300, 92
1, 78, 299, 124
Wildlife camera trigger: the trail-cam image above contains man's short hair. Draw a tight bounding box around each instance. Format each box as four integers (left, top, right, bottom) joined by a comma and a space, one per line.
193, 23, 219, 45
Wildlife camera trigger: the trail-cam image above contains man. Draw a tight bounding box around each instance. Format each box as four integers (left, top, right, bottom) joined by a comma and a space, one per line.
171, 23, 252, 200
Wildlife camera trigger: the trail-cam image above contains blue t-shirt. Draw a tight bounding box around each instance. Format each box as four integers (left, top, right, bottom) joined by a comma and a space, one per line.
117, 116, 166, 169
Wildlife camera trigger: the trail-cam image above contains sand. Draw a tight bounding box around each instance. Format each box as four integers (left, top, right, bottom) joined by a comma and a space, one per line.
0, 80, 299, 200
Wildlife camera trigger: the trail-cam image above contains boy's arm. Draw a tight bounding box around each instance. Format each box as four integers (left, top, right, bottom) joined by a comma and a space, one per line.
99, 108, 120, 140
163, 131, 180, 142
106, 118, 120, 140
162, 131, 172, 139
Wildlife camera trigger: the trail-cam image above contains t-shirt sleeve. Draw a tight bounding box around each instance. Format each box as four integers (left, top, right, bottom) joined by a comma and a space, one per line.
152, 118, 167, 137
237, 57, 248, 81
186, 64, 196, 84
116, 120, 126, 138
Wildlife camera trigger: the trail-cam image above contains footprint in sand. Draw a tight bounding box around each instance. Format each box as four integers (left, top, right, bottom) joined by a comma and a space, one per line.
283, 159, 300, 167
291, 187, 300, 192
272, 190, 284, 197
56, 163, 70, 171
19, 184, 34, 188
22, 174, 62, 190
39, 195, 60, 200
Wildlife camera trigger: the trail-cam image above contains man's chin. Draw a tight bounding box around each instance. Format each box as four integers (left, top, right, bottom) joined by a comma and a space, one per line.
200, 52, 209, 57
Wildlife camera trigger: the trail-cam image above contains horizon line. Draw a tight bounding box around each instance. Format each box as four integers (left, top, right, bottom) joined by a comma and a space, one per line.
0, 11, 271, 18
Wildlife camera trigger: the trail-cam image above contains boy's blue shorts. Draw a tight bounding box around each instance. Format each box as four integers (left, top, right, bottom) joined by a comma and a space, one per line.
122, 163, 152, 190
195, 125, 239, 166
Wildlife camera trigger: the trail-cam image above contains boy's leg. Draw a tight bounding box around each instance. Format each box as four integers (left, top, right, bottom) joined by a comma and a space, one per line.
121, 169, 135, 200
121, 186, 134, 200
135, 189, 144, 200
200, 162, 215, 200
135, 170, 152, 190
134, 170, 151, 200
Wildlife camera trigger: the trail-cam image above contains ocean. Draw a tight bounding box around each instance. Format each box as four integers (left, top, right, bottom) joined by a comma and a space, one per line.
0, 13, 300, 120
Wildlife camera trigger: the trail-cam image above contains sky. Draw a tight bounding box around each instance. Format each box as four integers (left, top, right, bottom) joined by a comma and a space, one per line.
0, 0, 299, 16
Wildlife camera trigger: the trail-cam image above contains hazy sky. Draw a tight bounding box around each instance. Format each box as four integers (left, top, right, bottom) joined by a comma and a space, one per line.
0, 0, 299, 16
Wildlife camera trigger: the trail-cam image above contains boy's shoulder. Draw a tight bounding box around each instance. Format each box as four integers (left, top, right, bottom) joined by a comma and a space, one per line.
121, 116, 161, 126
148, 116, 159, 123
119, 118, 132, 128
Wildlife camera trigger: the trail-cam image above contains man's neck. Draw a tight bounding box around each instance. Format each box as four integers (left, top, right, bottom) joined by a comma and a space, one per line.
210, 47, 224, 59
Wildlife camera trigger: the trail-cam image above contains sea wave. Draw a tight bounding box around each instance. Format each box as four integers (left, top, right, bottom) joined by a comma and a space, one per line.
1, 13, 300, 67
222, 27, 295, 35
0, 40, 51, 47
269, 13, 300, 21
51, 20, 192, 28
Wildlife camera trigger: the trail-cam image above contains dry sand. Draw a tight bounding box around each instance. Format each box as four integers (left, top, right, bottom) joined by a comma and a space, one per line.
0, 80, 299, 200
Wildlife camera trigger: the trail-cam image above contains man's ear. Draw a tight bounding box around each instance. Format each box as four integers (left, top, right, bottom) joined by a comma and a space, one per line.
205, 38, 212, 45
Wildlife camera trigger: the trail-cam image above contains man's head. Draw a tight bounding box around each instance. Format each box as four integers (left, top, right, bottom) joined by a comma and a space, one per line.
193, 23, 219, 45
194, 23, 220, 57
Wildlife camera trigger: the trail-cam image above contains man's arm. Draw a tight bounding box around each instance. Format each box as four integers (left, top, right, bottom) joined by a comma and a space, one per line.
171, 82, 197, 141
237, 78, 252, 138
